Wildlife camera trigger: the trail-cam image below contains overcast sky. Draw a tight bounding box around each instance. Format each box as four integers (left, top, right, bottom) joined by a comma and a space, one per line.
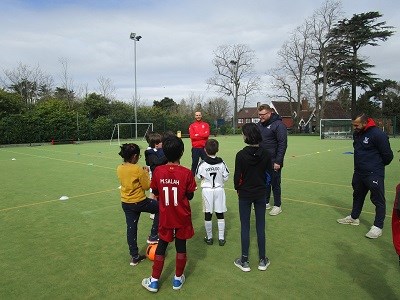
1, 0, 399, 106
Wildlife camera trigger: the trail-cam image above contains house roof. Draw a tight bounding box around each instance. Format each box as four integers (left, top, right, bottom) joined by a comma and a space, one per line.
271, 101, 292, 117
237, 107, 258, 119
236, 100, 349, 122
322, 101, 351, 119
299, 110, 314, 122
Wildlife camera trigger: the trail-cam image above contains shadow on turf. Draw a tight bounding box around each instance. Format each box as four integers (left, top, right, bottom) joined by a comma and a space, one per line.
334, 241, 398, 299
327, 195, 386, 229
138, 207, 209, 285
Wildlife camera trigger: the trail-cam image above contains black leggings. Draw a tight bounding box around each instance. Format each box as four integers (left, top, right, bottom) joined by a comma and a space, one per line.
155, 238, 186, 255
204, 212, 224, 221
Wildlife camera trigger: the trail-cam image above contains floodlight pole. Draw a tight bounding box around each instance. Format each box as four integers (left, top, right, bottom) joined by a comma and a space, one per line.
130, 32, 142, 140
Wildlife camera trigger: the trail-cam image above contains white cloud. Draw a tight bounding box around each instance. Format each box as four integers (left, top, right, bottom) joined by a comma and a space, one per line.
1, 0, 399, 106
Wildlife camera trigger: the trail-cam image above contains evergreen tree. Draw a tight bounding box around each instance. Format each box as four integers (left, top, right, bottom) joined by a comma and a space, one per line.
326, 11, 394, 117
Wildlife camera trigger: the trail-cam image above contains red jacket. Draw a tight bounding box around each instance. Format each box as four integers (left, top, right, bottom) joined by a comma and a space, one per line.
189, 120, 210, 148
392, 183, 400, 257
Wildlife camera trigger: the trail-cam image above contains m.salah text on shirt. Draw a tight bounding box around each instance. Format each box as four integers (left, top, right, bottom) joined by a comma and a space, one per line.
160, 179, 180, 185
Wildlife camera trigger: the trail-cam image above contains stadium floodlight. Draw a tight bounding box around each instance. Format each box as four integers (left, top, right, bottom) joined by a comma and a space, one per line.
129, 32, 142, 140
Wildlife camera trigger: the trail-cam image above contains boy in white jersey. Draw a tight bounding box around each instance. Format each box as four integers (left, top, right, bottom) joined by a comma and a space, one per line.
196, 139, 229, 246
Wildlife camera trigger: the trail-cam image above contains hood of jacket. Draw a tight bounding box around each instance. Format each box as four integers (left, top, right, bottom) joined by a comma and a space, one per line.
354, 118, 376, 136
241, 146, 265, 165
363, 118, 376, 131
261, 113, 282, 127
203, 156, 223, 165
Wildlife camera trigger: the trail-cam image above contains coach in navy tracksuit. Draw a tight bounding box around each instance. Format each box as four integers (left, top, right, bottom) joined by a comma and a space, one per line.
257, 104, 288, 216
337, 113, 393, 239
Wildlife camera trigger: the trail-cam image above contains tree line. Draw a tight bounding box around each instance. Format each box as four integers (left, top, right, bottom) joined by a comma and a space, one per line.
1, 0, 400, 144
0, 88, 233, 144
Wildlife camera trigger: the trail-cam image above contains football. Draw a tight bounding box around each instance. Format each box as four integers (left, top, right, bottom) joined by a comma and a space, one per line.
146, 244, 157, 261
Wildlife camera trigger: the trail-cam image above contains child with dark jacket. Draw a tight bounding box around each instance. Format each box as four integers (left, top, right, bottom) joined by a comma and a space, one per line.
144, 132, 168, 173
233, 123, 272, 272
144, 132, 168, 220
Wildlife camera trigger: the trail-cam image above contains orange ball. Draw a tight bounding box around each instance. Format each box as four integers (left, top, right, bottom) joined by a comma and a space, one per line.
146, 244, 157, 261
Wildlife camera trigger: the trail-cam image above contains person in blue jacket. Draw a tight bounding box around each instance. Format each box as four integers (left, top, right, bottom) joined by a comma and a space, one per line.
257, 104, 288, 216
337, 112, 393, 239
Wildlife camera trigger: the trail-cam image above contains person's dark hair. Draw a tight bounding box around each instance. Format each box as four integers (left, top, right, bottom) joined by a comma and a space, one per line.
162, 136, 184, 162
148, 132, 162, 148
145, 131, 154, 144
352, 112, 368, 123
205, 139, 219, 156
118, 143, 140, 162
162, 130, 176, 142
242, 123, 262, 145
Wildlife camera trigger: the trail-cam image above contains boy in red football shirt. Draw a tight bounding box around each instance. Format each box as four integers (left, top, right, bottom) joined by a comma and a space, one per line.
142, 135, 197, 293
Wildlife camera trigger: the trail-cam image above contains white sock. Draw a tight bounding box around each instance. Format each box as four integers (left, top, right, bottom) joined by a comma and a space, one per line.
217, 219, 225, 240
205, 220, 212, 238
150, 276, 158, 282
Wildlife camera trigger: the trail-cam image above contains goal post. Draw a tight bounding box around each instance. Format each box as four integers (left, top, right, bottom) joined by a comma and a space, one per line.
110, 123, 154, 145
320, 119, 352, 139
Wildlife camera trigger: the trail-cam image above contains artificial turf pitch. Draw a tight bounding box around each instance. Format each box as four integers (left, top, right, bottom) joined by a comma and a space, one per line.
0, 136, 399, 299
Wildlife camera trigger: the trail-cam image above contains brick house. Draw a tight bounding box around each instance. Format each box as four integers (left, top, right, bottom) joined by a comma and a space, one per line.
236, 100, 350, 132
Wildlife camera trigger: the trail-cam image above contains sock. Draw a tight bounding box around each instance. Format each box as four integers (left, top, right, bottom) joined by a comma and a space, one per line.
205, 220, 212, 239
151, 255, 165, 280
217, 219, 225, 240
241, 255, 248, 263
175, 252, 187, 277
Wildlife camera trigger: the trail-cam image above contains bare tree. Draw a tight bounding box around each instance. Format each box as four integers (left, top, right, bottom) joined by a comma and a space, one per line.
269, 67, 296, 103
97, 76, 116, 100
207, 44, 261, 133
183, 92, 204, 115
269, 21, 314, 128
75, 82, 89, 101
59, 57, 75, 108
2, 62, 53, 106
203, 97, 231, 121
309, 0, 343, 128
177, 99, 192, 116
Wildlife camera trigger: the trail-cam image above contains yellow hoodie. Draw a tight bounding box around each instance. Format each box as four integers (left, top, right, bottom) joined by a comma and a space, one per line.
117, 163, 150, 203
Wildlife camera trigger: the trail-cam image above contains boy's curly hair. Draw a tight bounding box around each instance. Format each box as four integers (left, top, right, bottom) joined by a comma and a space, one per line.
118, 143, 140, 162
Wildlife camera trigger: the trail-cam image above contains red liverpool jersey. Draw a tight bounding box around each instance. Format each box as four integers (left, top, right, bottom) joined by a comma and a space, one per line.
151, 164, 197, 228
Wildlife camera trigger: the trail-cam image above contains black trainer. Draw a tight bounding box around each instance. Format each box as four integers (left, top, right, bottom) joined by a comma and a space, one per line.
204, 237, 213, 245
130, 254, 146, 266
147, 235, 159, 244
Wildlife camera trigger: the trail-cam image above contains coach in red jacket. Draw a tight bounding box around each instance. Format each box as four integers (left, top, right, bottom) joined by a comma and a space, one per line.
189, 111, 210, 175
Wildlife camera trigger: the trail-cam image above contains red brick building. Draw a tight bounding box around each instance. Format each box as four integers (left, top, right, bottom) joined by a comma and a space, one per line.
236, 100, 350, 132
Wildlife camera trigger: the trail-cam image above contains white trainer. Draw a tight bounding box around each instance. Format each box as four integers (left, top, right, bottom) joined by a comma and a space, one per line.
265, 203, 271, 210
365, 225, 382, 239
337, 215, 360, 226
269, 206, 282, 216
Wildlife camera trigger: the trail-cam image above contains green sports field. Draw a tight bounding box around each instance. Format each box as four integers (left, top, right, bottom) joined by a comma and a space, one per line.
1, 136, 399, 299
